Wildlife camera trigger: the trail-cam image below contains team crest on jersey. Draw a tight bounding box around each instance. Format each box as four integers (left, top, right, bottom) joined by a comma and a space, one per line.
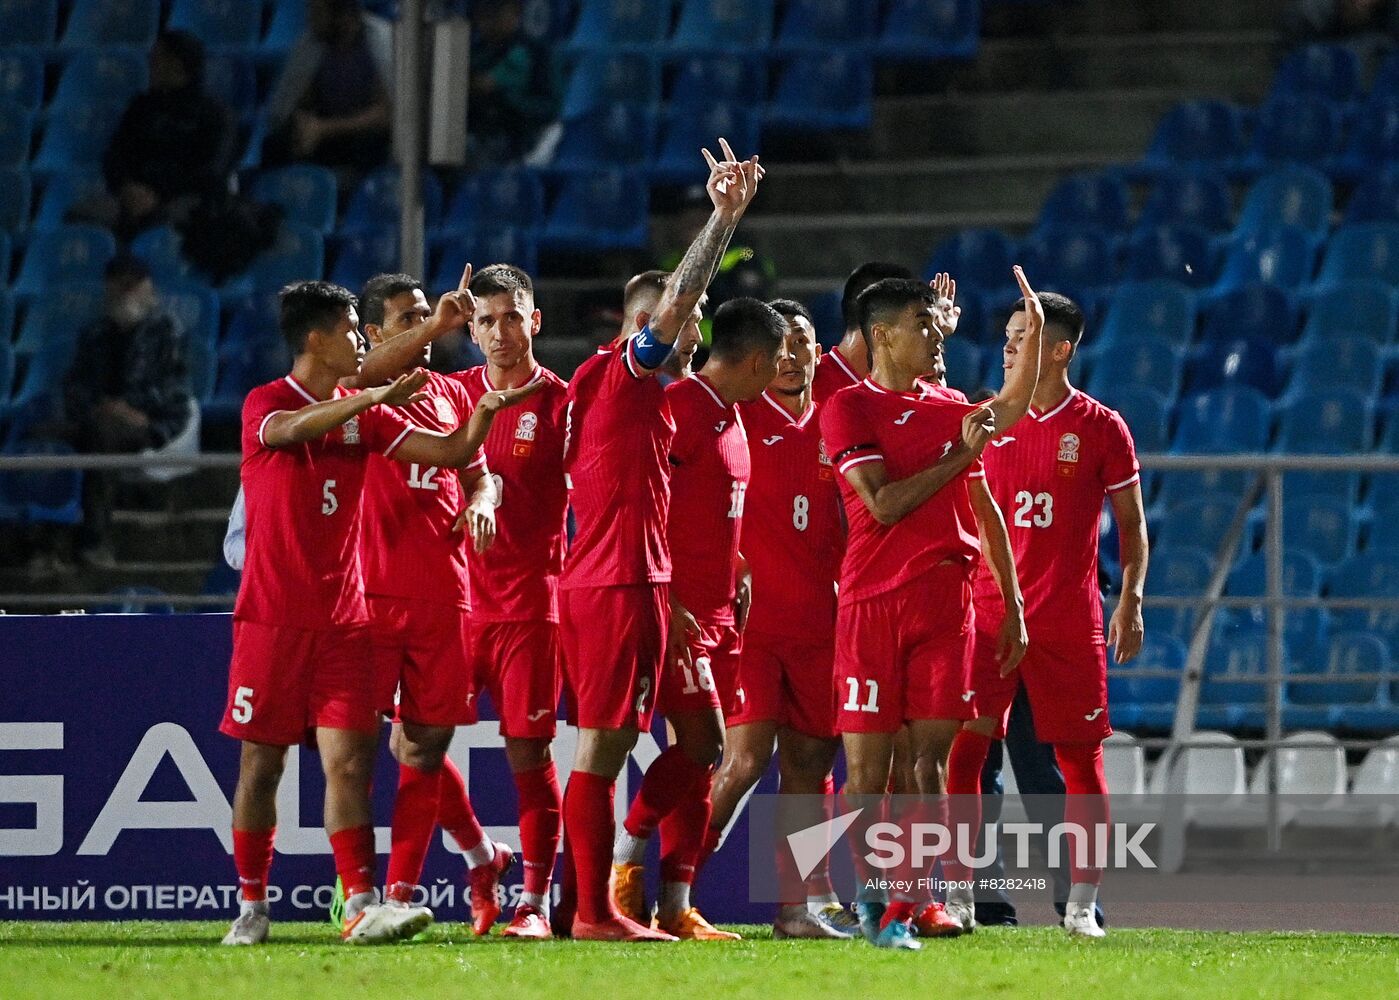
434, 396, 455, 423
817, 439, 835, 480
343, 416, 361, 445
1057, 433, 1081, 463
515, 411, 538, 442
818, 440, 832, 466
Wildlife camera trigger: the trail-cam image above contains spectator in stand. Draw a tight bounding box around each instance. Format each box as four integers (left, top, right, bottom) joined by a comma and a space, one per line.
468, 0, 560, 164
1283, 0, 1399, 40
265, 0, 393, 172
99, 31, 237, 239
65, 256, 193, 566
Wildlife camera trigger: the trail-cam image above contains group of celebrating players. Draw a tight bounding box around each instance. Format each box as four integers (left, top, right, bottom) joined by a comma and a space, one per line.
217, 138, 1149, 951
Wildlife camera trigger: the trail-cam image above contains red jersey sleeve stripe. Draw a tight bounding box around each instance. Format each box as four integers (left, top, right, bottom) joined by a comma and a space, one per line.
968, 469, 986, 478
465, 452, 488, 471
1106, 472, 1141, 493
257, 410, 287, 448
383, 425, 414, 458
837, 451, 883, 474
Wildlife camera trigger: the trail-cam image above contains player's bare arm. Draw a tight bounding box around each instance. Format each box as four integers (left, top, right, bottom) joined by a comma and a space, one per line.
734, 552, 752, 632
986, 266, 1046, 434
394, 381, 544, 469
969, 477, 1028, 676
668, 597, 701, 671
261, 370, 430, 448
454, 463, 498, 554
350, 265, 476, 387
1107, 482, 1149, 664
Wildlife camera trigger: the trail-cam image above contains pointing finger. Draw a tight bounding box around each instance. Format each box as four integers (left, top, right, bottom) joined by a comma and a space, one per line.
718, 136, 736, 163
701, 147, 719, 171
458, 262, 472, 292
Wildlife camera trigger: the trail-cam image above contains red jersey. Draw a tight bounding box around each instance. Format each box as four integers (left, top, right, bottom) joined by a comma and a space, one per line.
738, 390, 843, 640
972, 389, 1140, 644
361, 370, 485, 609
812, 346, 861, 403
456, 364, 570, 622
236, 375, 414, 629
820, 378, 984, 604
562, 336, 675, 589
665, 374, 751, 624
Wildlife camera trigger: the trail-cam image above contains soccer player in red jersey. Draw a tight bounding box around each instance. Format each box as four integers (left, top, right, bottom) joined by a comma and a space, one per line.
945, 291, 1148, 940
819, 269, 1044, 950
609, 298, 784, 941
811, 262, 914, 403
353, 270, 515, 938
559, 139, 763, 942
453, 264, 571, 939
220, 280, 537, 946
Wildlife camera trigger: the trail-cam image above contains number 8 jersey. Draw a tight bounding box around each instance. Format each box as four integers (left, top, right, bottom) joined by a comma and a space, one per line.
971, 389, 1140, 645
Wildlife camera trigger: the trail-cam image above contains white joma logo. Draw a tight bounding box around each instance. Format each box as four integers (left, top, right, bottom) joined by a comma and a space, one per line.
763, 434, 783, 445
894, 410, 914, 425
527, 709, 551, 722
1084, 708, 1104, 721
715, 421, 728, 433
991, 436, 1017, 447
962, 690, 975, 702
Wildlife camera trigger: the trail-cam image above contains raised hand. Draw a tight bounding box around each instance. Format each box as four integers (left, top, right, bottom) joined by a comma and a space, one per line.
375, 369, 430, 408
1013, 265, 1044, 338
961, 404, 995, 454
432, 262, 477, 330
930, 272, 961, 337
701, 137, 763, 220
475, 379, 545, 415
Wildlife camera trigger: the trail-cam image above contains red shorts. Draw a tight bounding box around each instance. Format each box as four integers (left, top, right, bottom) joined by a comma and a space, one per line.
970, 628, 1111, 744
471, 619, 563, 738
834, 562, 975, 734
366, 596, 474, 728
561, 584, 667, 731
728, 628, 837, 740
221, 620, 376, 745
659, 617, 742, 718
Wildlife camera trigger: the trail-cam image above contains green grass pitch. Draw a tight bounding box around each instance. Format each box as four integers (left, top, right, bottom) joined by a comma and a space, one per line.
3, 922, 1398, 999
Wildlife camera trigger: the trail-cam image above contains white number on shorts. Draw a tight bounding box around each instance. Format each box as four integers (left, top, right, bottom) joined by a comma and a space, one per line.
1013, 490, 1053, 528
634, 676, 651, 715
727, 481, 747, 519
321, 480, 338, 516
407, 464, 440, 491
680, 655, 716, 695
792, 494, 809, 531
843, 677, 879, 713
232, 686, 254, 724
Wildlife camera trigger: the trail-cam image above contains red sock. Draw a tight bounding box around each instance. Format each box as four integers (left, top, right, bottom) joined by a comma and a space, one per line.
1055, 742, 1109, 886
944, 731, 993, 883
623, 745, 711, 839
563, 770, 617, 925
883, 898, 917, 924
437, 754, 486, 853
658, 772, 712, 885
514, 762, 562, 899
232, 827, 275, 903
329, 824, 376, 900
384, 763, 442, 901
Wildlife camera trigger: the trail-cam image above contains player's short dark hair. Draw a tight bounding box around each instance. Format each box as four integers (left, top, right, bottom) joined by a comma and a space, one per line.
623, 269, 670, 318
1011, 291, 1085, 347
767, 298, 813, 325
359, 273, 421, 329
842, 261, 914, 331
279, 280, 357, 354
710, 297, 786, 363
856, 278, 936, 340
471, 263, 535, 301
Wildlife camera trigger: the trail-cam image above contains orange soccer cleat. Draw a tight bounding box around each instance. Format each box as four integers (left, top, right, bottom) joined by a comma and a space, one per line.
572, 914, 678, 942
610, 862, 647, 924
912, 901, 965, 938
468, 843, 515, 936
502, 904, 553, 940
656, 907, 742, 941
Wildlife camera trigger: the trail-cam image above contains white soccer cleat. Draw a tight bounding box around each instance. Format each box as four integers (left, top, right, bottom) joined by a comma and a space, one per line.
221, 906, 270, 946
944, 898, 977, 934
1063, 903, 1106, 939
342, 901, 435, 944
773, 905, 853, 939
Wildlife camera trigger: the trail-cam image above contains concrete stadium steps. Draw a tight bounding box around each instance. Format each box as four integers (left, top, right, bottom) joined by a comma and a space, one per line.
111, 508, 231, 564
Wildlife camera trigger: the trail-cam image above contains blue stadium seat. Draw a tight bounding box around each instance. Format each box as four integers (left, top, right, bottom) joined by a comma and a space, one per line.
54, 49, 149, 107
803, 288, 842, 348
1214, 224, 1317, 292
1290, 633, 1390, 730
1037, 172, 1130, 233
667, 55, 766, 109
0, 101, 33, 169
1017, 226, 1117, 295
329, 232, 399, 292
0, 167, 30, 232
0, 0, 58, 47
1271, 43, 1362, 103
1174, 386, 1272, 452
1337, 98, 1399, 179
1095, 280, 1195, 349
1236, 166, 1333, 238
873, 0, 980, 62
670, 0, 775, 53
1142, 100, 1248, 172
924, 228, 1015, 292
0, 49, 44, 111
33, 100, 126, 172
1123, 225, 1217, 288
565, 0, 673, 52
167, 0, 263, 50
942, 338, 983, 396
774, 0, 872, 52
159, 280, 221, 356
1201, 618, 1271, 723
1093, 385, 1170, 454
1198, 282, 1298, 344
0, 441, 82, 525
766, 52, 873, 132
1302, 280, 1397, 344
1290, 336, 1382, 396
1228, 550, 1323, 601
204, 53, 258, 118
1345, 166, 1399, 224
1187, 336, 1286, 397
60, 0, 160, 48
440, 167, 545, 236
1138, 169, 1233, 233
551, 105, 659, 170
1113, 633, 1187, 729
560, 53, 662, 120
431, 228, 540, 292
246, 222, 325, 292
251, 165, 339, 234
0, 288, 12, 344
12, 225, 117, 298
1328, 552, 1399, 655
12, 285, 105, 358
1318, 223, 1399, 286
130, 225, 192, 282
541, 171, 649, 251
1143, 545, 1214, 642
3, 346, 73, 427
1085, 335, 1183, 401
1282, 494, 1358, 568
205, 330, 294, 425
652, 104, 760, 184
1277, 388, 1371, 453
341, 169, 445, 235
31, 171, 106, 230
1245, 97, 1342, 173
